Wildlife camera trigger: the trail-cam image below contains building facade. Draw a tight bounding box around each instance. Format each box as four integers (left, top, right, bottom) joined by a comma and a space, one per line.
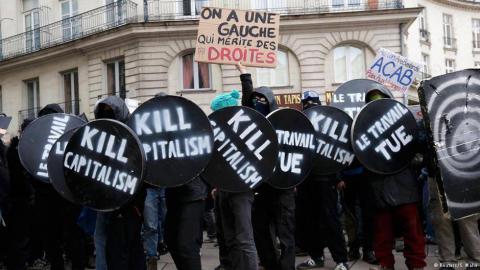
404, 0, 480, 102
0, 0, 420, 134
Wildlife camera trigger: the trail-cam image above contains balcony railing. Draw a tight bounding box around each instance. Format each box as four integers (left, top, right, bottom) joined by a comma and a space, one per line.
443, 37, 457, 50
18, 100, 81, 123
145, 0, 404, 20
0, 0, 404, 62
419, 28, 430, 43
0, 0, 137, 61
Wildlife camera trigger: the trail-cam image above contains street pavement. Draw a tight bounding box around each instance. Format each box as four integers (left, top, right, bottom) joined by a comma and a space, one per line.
157, 241, 441, 270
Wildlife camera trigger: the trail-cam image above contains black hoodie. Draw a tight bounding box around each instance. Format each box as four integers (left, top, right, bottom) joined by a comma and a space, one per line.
38, 103, 64, 116
364, 89, 421, 209
94, 96, 146, 217
240, 74, 278, 113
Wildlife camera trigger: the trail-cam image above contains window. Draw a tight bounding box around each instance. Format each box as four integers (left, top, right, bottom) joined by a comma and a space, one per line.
334, 45, 365, 83
62, 70, 79, 115
25, 78, 40, 118
106, 59, 126, 98
473, 19, 480, 49
445, 59, 456, 74
181, 53, 210, 90
419, 6, 429, 42
61, 0, 80, 41
251, 0, 285, 10
331, 0, 361, 8
182, 0, 207, 15
422, 54, 430, 79
443, 14, 454, 48
24, 9, 40, 52
256, 50, 289, 87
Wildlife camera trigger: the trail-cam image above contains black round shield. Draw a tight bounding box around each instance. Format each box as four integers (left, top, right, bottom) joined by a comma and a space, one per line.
18, 113, 87, 183
304, 106, 355, 175
351, 99, 417, 174
202, 106, 278, 192
266, 108, 315, 189
48, 128, 81, 204
63, 119, 144, 211
331, 79, 393, 118
127, 95, 213, 187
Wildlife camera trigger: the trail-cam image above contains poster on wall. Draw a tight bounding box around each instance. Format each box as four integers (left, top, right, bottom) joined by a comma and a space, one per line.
419, 69, 480, 220
195, 7, 280, 68
366, 48, 421, 93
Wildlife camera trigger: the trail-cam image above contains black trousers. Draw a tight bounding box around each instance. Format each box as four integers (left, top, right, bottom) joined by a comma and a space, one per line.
165, 199, 204, 270
296, 178, 348, 264
253, 187, 295, 270
343, 175, 376, 252
5, 201, 31, 270
106, 213, 146, 270
218, 191, 257, 270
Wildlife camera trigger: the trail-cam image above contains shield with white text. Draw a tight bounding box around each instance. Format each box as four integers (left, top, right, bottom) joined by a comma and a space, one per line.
266, 108, 315, 188
304, 106, 355, 176
202, 106, 278, 192
18, 113, 87, 183
351, 99, 417, 174
63, 119, 144, 211
127, 95, 213, 187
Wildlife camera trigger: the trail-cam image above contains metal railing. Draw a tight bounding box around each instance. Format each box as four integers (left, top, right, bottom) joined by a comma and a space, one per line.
18, 100, 81, 123
0, 0, 137, 61
145, 0, 403, 21
419, 28, 430, 43
443, 36, 457, 50
0, 0, 404, 62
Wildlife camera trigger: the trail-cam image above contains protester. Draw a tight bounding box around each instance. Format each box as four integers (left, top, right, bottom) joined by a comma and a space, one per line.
341, 160, 377, 264
94, 96, 147, 270
236, 63, 296, 270
295, 91, 349, 270
210, 88, 258, 270
4, 118, 35, 270
364, 89, 426, 270
164, 176, 208, 270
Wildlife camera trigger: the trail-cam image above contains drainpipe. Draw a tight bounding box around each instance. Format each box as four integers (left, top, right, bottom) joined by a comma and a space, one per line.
400, 22, 408, 105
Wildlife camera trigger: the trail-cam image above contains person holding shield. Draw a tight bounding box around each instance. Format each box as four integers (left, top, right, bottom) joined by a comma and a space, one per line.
238, 63, 296, 270
209, 89, 258, 270
295, 91, 349, 270
363, 89, 426, 270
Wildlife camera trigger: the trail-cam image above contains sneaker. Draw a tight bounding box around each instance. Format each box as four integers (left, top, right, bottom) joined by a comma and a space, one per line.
348, 248, 360, 261
334, 262, 349, 270
363, 250, 378, 265
296, 258, 325, 269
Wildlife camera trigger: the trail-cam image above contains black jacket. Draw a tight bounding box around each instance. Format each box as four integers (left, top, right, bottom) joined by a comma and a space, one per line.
94, 96, 146, 217
6, 137, 35, 206
166, 176, 208, 203
0, 143, 9, 211
365, 88, 421, 209
240, 73, 278, 112
38, 103, 64, 116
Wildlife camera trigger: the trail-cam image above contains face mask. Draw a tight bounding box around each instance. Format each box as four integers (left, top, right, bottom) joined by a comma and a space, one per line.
97, 109, 116, 120
253, 101, 270, 116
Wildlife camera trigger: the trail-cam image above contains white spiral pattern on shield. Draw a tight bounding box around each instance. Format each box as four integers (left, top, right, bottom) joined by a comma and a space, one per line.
427, 76, 480, 181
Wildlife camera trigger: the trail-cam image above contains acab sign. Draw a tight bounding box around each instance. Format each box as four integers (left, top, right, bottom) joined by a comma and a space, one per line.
366, 48, 420, 93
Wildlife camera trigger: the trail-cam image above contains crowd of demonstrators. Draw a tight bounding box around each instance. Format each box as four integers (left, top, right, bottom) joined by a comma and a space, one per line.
1, 67, 480, 270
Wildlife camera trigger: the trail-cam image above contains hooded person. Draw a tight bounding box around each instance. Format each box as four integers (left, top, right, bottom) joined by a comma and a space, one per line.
93, 96, 147, 270
237, 63, 296, 270
294, 91, 349, 270
208, 89, 258, 270
363, 89, 426, 270
4, 118, 35, 270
